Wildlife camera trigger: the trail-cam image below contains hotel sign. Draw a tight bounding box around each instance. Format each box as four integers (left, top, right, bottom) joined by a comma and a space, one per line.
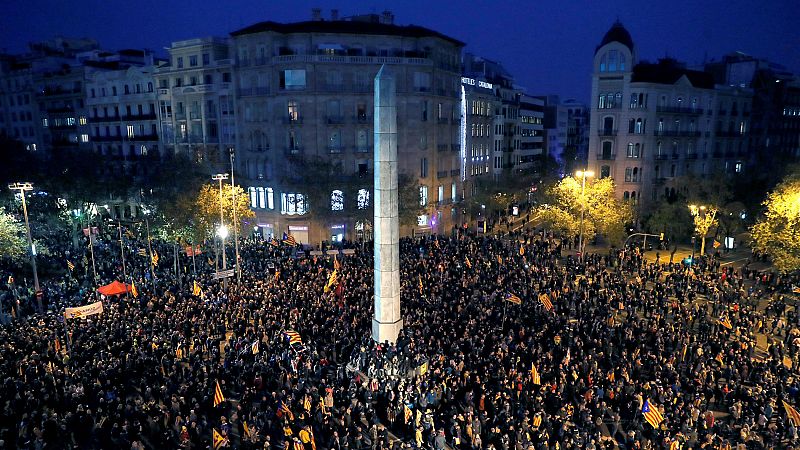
461, 77, 493, 90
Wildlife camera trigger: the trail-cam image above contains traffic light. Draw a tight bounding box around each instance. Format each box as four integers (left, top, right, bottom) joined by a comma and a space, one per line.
659, 232, 664, 241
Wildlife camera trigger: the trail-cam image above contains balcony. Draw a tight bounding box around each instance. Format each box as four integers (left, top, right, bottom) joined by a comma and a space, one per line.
189, 112, 202, 120
672, 153, 679, 159
437, 144, 448, 152
656, 106, 704, 114
652, 177, 667, 184
321, 83, 346, 92
326, 116, 344, 125
355, 145, 370, 153
284, 147, 303, 156
451, 144, 461, 152
437, 117, 449, 124
597, 129, 617, 136
437, 170, 448, 179
715, 131, 744, 138
272, 54, 434, 67
712, 151, 723, 158
654, 154, 669, 160
124, 112, 158, 121
450, 169, 461, 177
129, 134, 159, 141
685, 153, 699, 160
89, 115, 121, 123
327, 145, 343, 154
92, 135, 123, 142
653, 130, 701, 137
596, 152, 615, 160
282, 116, 304, 125
353, 114, 370, 124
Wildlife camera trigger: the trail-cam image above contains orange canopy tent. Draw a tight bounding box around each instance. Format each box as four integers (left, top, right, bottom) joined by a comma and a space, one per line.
97, 281, 131, 296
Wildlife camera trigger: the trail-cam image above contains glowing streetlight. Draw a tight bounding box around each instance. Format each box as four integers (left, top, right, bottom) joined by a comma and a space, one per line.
212, 173, 229, 288
216, 225, 229, 240
8, 182, 40, 311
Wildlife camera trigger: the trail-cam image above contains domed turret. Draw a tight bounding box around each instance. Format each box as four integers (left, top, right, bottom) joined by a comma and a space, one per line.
596, 20, 634, 54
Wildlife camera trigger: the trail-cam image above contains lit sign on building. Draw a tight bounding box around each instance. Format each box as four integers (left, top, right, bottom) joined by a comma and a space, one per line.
461, 77, 493, 90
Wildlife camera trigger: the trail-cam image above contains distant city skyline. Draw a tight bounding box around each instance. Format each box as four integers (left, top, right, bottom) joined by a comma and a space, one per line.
2, 0, 798, 101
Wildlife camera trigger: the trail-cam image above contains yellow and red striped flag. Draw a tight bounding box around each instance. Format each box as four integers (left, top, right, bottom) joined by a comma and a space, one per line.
530, 363, 541, 385
642, 400, 664, 429
212, 428, 225, 449
539, 293, 553, 311
506, 293, 522, 305
784, 400, 800, 426
285, 330, 302, 345
213, 380, 225, 407
718, 316, 732, 329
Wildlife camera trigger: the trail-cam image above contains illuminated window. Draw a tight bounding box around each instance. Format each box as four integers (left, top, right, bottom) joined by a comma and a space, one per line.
735, 162, 743, 173
419, 185, 428, 206
127, 125, 135, 138
80, 134, 89, 143
79, 116, 87, 125
281, 193, 306, 215
257, 187, 266, 209
331, 190, 344, 211
357, 189, 370, 209
248, 187, 257, 208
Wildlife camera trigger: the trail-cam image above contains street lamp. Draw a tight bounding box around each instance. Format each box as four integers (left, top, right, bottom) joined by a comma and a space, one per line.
575, 170, 594, 259
689, 204, 717, 256
228, 147, 241, 283
212, 173, 229, 288
8, 182, 40, 311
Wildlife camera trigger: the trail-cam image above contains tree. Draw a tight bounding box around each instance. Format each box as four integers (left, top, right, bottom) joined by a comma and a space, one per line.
0, 207, 28, 264
645, 201, 693, 261
751, 171, 800, 273
399, 174, 424, 227
533, 176, 632, 249
689, 206, 718, 255
195, 183, 255, 238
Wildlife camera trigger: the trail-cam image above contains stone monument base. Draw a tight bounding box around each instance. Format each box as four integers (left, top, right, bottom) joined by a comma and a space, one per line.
372, 317, 403, 344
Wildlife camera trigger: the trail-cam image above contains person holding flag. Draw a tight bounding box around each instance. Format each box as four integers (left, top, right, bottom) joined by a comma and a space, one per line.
642, 399, 664, 429
213, 380, 225, 407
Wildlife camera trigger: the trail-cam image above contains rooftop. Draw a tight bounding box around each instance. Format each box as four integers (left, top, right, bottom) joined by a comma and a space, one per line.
596, 21, 634, 53
230, 19, 464, 46
631, 58, 715, 89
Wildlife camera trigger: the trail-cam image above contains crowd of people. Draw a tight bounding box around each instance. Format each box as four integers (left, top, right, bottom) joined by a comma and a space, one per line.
1, 221, 800, 450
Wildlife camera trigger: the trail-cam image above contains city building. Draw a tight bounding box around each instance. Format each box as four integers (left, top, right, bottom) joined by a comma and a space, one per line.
154, 37, 235, 169
230, 10, 464, 244
588, 21, 754, 213
563, 99, 589, 174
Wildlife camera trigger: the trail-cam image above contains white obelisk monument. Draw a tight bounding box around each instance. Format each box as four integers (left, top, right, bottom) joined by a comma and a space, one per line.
372, 65, 402, 344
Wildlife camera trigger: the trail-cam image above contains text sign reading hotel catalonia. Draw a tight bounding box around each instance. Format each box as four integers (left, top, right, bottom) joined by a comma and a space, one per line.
461, 77, 493, 90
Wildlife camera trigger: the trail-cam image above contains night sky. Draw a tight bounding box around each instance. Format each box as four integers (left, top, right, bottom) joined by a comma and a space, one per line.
2, 0, 798, 101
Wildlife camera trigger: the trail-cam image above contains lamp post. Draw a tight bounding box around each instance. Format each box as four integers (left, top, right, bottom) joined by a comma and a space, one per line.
212, 173, 229, 289
8, 182, 41, 311
228, 148, 241, 284
575, 170, 594, 259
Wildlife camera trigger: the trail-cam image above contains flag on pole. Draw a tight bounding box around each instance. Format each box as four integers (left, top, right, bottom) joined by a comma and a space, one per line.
131, 281, 139, 298
718, 316, 733, 329
251, 340, 259, 355
151, 251, 159, 266
193, 281, 204, 298
324, 270, 338, 293
213, 380, 225, 407
418, 275, 424, 295
465, 257, 472, 269
66, 260, 75, 271
713, 240, 722, 249
642, 400, 664, 429
333, 255, 341, 271
269, 237, 280, 248
283, 232, 296, 246
242, 421, 252, 439
792, 285, 800, 294
539, 293, 553, 311
783, 400, 800, 426
212, 429, 225, 449
280, 400, 295, 421
715, 353, 724, 365
530, 363, 541, 385
506, 292, 522, 305
285, 330, 302, 345
519, 246, 525, 256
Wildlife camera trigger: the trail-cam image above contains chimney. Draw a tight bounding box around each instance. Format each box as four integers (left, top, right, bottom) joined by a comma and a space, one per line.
331, 9, 339, 21
381, 10, 394, 24
311, 8, 321, 21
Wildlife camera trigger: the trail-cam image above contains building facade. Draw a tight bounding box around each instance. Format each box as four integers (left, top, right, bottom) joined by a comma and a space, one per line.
154, 38, 235, 169
229, 12, 464, 244
588, 22, 754, 213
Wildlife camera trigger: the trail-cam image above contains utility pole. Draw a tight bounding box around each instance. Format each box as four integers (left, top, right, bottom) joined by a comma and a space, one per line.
229, 148, 241, 284
212, 173, 229, 290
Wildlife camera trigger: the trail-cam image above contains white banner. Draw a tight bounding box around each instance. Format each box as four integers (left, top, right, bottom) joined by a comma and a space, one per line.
64, 301, 104, 319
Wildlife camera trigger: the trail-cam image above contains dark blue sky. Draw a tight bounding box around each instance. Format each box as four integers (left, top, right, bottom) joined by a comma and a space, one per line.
2, 0, 798, 102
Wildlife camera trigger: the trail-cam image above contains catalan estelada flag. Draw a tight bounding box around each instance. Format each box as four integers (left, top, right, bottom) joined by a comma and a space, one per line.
283, 232, 297, 246
213, 380, 225, 407
532, 414, 542, 428
530, 363, 541, 385
792, 285, 800, 294
465, 257, 472, 269
506, 293, 522, 305
280, 400, 295, 421
251, 340, 259, 355
269, 237, 280, 248
212, 428, 225, 449
333, 255, 341, 270
539, 293, 553, 311
66, 260, 75, 271
151, 251, 159, 266
285, 330, 302, 345
193, 281, 204, 298
519, 246, 525, 256
783, 400, 800, 426
242, 421, 251, 439
418, 275, 424, 295
131, 281, 139, 298
642, 400, 664, 429
324, 270, 338, 293
713, 240, 722, 249
718, 316, 732, 329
